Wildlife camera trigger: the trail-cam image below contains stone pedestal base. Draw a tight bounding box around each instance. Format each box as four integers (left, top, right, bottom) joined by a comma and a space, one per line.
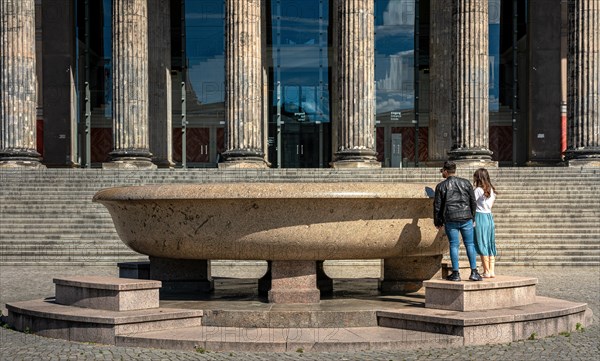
567, 158, 600, 168
217, 160, 269, 169
268, 261, 320, 304
449, 159, 498, 169
424, 275, 538, 311
379, 255, 442, 293
149, 257, 214, 293
331, 160, 381, 168
0, 160, 45, 169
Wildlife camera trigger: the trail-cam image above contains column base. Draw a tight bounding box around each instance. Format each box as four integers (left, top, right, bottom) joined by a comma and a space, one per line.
267, 261, 320, 304
448, 148, 495, 163
219, 150, 269, 168
566, 148, 600, 167
332, 149, 381, 168
0, 150, 45, 168
0, 160, 46, 169
105, 150, 157, 169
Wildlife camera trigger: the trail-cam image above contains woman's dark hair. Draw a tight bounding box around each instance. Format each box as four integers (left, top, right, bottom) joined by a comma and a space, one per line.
473, 168, 497, 198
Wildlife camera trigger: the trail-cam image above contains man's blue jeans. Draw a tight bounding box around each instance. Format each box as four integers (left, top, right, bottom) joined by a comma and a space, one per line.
445, 220, 477, 271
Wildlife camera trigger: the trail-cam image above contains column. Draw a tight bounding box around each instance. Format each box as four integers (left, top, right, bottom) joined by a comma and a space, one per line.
105, 0, 156, 169
220, 0, 268, 168
428, 0, 453, 164
148, 0, 174, 168
565, 0, 600, 166
0, 0, 44, 168
332, 0, 380, 168
448, 0, 496, 166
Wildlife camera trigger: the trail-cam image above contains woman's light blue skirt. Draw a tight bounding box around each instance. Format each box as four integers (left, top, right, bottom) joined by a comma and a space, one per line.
474, 212, 497, 256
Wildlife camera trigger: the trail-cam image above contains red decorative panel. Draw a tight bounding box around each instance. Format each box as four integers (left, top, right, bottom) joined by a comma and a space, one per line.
172, 128, 210, 163
91, 128, 112, 163
391, 127, 429, 162
490, 126, 512, 162
36, 119, 44, 157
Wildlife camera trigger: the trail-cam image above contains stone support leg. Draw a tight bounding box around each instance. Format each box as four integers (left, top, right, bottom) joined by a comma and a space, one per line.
0, 0, 44, 168
220, 0, 268, 168
149, 257, 214, 294
105, 0, 156, 169
259, 260, 333, 296
379, 255, 442, 293
331, 0, 380, 168
566, 0, 600, 166
268, 261, 320, 304
148, 0, 174, 168
448, 0, 496, 167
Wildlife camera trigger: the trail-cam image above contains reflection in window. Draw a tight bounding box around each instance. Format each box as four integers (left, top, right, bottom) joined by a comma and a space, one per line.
375, 0, 416, 115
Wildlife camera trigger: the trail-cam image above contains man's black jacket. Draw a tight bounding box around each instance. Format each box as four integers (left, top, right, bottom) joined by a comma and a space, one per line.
433, 175, 476, 227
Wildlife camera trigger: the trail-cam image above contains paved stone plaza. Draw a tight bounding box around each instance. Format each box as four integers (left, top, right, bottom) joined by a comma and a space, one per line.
0, 265, 598, 360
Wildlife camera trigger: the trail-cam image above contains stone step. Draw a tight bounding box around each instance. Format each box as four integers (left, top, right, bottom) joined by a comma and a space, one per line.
115, 325, 462, 352
6, 299, 203, 345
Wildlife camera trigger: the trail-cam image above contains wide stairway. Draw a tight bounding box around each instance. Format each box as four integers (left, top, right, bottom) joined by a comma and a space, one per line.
0, 167, 598, 267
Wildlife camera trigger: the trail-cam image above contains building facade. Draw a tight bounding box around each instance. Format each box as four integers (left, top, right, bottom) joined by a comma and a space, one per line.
1, 0, 599, 169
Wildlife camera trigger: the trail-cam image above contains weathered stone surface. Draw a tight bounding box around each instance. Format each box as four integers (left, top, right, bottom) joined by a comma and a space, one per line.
566, 0, 600, 164
107, 0, 155, 169
448, 0, 495, 163
0, 0, 44, 167
332, 0, 379, 168
221, 0, 267, 167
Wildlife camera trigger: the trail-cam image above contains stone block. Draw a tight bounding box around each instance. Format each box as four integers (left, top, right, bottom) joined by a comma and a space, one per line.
268, 261, 320, 304
54, 276, 161, 311
118, 261, 150, 279
424, 275, 537, 311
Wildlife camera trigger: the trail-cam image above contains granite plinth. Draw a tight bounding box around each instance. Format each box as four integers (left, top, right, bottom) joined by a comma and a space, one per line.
424, 275, 537, 311
268, 261, 320, 304
54, 276, 161, 311
149, 257, 214, 293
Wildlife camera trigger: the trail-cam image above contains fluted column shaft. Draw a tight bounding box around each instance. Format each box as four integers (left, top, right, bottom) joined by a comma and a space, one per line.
332, 0, 379, 167
148, 0, 173, 168
222, 0, 266, 167
0, 0, 43, 167
449, 0, 494, 162
566, 0, 600, 163
108, 0, 154, 168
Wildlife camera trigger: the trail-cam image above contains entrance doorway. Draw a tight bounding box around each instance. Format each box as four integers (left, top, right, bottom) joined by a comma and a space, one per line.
267, 0, 331, 168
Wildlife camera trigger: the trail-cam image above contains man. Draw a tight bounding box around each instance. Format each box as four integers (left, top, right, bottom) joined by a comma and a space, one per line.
434, 161, 482, 281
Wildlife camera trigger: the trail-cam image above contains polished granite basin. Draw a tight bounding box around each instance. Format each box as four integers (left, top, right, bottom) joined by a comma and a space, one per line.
93, 182, 445, 261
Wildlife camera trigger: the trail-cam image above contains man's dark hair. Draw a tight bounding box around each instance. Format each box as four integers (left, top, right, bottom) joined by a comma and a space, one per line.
442, 160, 457, 173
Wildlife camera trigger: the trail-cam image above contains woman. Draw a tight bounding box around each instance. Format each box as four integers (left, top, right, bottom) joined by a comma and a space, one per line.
473, 168, 497, 278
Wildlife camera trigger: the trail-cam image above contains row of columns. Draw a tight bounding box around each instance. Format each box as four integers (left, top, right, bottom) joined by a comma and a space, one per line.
1, 0, 599, 169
